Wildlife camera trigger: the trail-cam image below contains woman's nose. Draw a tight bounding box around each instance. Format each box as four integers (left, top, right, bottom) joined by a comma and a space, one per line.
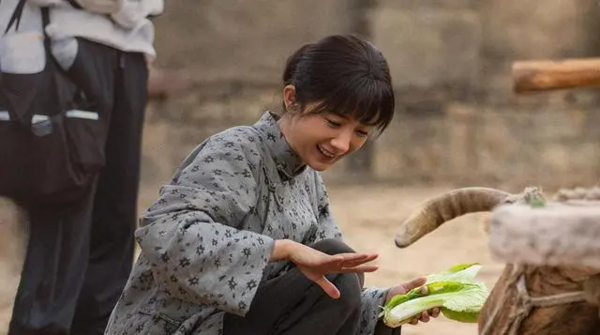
330, 130, 352, 153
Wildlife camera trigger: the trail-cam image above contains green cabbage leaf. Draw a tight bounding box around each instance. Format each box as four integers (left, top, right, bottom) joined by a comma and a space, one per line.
381, 263, 489, 328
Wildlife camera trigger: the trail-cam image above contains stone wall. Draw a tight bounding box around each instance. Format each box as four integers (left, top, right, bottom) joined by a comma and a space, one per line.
152, 0, 352, 84
371, 102, 600, 190
141, 0, 600, 193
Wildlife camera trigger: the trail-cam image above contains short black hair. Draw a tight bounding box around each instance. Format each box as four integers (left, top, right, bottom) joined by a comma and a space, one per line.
282, 34, 395, 133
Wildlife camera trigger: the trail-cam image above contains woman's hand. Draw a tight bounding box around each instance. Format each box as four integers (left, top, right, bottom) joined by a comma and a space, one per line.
272, 239, 378, 299
386, 277, 441, 325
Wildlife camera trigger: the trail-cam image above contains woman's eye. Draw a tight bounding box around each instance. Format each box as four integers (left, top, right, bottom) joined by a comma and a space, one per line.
356, 130, 370, 137
326, 120, 341, 128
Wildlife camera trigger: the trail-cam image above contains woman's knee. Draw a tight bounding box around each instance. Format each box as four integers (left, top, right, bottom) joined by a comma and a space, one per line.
332, 272, 362, 311
311, 238, 354, 255
313, 239, 365, 287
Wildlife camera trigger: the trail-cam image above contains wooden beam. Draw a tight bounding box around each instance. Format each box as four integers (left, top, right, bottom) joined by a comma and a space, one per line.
512, 58, 600, 94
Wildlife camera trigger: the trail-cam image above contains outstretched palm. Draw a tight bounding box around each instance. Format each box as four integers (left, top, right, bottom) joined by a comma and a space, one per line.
288, 244, 378, 299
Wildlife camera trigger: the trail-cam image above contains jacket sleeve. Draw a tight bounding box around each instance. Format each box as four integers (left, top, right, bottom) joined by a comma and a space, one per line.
358, 287, 391, 335
135, 128, 275, 317
111, 0, 164, 28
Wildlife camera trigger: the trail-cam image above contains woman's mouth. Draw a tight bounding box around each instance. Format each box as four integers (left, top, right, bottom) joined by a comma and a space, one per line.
317, 145, 336, 159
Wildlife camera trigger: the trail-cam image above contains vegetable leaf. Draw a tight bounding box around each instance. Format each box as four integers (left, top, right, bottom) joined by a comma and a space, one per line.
381, 263, 489, 328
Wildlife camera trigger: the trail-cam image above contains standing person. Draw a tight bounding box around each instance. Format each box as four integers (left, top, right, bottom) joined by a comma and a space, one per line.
105, 34, 439, 335
0, 0, 163, 334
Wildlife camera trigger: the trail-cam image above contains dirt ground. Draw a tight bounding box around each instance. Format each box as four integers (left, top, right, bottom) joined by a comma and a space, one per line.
138, 181, 505, 335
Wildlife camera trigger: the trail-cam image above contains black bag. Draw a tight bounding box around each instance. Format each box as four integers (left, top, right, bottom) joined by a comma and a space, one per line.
0, 5, 109, 204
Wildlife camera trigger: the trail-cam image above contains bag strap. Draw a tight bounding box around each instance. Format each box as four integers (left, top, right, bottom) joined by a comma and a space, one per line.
3, 0, 52, 47
4, 0, 52, 34
41, 7, 51, 50
1, 4, 55, 127
4, 0, 27, 34
65, 0, 83, 9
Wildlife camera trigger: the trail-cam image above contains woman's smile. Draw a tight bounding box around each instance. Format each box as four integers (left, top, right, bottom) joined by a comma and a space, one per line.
317, 145, 337, 159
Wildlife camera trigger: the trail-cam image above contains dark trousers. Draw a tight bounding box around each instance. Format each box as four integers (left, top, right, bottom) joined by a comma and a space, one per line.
7, 39, 148, 335
223, 239, 401, 335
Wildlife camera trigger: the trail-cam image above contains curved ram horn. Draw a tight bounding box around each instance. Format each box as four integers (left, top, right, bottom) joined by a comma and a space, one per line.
395, 187, 510, 248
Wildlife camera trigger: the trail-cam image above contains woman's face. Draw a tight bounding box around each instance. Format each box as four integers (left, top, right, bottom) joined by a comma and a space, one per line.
279, 103, 374, 171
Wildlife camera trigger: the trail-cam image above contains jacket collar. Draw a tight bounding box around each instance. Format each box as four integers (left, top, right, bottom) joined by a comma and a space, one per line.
253, 111, 306, 181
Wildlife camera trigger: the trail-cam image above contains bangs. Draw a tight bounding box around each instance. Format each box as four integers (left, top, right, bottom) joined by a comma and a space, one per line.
308, 76, 395, 133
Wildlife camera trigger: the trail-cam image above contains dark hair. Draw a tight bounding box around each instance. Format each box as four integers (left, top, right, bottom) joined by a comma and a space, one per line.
282, 34, 395, 133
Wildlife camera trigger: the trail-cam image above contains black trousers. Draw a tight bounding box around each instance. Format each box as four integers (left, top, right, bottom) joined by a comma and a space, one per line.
7, 39, 148, 335
223, 239, 401, 335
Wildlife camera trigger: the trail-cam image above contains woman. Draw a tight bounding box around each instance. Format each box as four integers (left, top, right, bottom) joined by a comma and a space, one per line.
105, 34, 439, 335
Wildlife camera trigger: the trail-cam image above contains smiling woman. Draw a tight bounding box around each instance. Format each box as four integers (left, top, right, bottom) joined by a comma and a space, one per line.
278, 35, 394, 172
281, 35, 395, 131
278, 107, 376, 171
105, 34, 437, 335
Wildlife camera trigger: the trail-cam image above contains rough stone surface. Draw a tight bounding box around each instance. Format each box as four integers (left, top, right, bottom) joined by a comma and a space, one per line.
489, 202, 600, 268
370, 7, 481, 91
142, 0, 600, 189
152, 0, 352, 84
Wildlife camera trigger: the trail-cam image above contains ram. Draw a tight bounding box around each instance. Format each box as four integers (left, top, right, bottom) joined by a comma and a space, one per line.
394, 187, 600, 335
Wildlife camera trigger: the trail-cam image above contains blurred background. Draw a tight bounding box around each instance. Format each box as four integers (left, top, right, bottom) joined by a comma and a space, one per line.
144, 0, 600, 193
141, 1, 600, 334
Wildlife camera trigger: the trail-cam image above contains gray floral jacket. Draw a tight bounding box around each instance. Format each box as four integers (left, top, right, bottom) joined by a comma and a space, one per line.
104, 111, 388, 335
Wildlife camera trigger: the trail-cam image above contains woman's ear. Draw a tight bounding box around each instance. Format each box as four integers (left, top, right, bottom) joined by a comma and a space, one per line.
283, 85, 297, 111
